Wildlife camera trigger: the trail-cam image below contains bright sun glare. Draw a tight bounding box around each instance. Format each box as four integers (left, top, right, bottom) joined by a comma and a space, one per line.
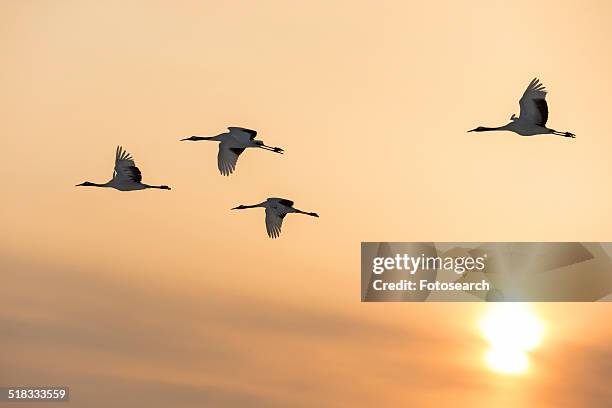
480, 304, 544, 375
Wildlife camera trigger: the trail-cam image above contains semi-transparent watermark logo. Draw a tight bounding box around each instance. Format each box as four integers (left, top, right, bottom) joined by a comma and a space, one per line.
361, 243, 612, 302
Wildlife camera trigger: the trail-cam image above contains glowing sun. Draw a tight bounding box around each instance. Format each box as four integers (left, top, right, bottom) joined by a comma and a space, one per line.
480, 304, 544, 375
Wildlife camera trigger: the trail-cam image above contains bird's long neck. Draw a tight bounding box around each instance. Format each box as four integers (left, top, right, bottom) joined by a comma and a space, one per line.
477, 124, 511, 132
240, 203, 263, 209
79, 182, 108, 187
192, 135, 224, 141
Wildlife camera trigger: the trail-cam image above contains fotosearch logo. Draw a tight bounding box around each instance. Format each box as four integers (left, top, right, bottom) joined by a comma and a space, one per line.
362, 242, 612, 302
372, 253, 487, 275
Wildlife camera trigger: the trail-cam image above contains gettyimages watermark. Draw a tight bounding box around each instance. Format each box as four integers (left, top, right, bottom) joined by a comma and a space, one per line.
361, 242, 612, 302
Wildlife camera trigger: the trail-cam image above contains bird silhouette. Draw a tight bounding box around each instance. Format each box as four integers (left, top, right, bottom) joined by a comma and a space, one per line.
469, 78, 576, 138
76, 146, 171, 191
231, 198, 318, 238
181, 127, 284, 176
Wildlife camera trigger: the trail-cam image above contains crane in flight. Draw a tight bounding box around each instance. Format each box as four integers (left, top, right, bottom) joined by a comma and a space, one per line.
181, 127, 284, 176
468, 78, 576, 138
231, 197, 319, 238
76, 146, 171, 191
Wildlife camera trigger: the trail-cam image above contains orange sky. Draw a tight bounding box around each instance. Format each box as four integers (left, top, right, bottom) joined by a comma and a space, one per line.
1, 1, 611, 406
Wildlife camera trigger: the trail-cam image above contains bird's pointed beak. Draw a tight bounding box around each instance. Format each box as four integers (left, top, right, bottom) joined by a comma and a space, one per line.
467, 128, 476, 132
230, 206, 240, 210
76, 182, 85, 186
180, 137, 191, 141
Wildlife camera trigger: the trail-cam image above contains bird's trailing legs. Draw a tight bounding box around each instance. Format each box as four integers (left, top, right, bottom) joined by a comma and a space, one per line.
551, 130, 576, 138
294, 209, 319, 217
144, 184, 172, 190
254, 140, 284, 154
259, 145, 284, 154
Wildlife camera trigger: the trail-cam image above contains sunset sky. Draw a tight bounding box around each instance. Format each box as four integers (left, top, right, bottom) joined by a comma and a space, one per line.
1, 0, 612, 406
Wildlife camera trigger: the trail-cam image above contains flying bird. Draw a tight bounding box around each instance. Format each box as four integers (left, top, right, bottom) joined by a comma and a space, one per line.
231, 197, 319, 238
76, 146, 171, 191
181, 127, 284, 176
469, 78, 576, 138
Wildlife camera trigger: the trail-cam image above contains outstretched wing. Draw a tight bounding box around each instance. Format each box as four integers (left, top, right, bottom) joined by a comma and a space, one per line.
114, 146, 142, 183
518, 78, 549, 126
228, 127, 257, 142
265, 207, 285, 238
268, 197, 294, 207
278, 199, 294, 207
217, 142, 244, 176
